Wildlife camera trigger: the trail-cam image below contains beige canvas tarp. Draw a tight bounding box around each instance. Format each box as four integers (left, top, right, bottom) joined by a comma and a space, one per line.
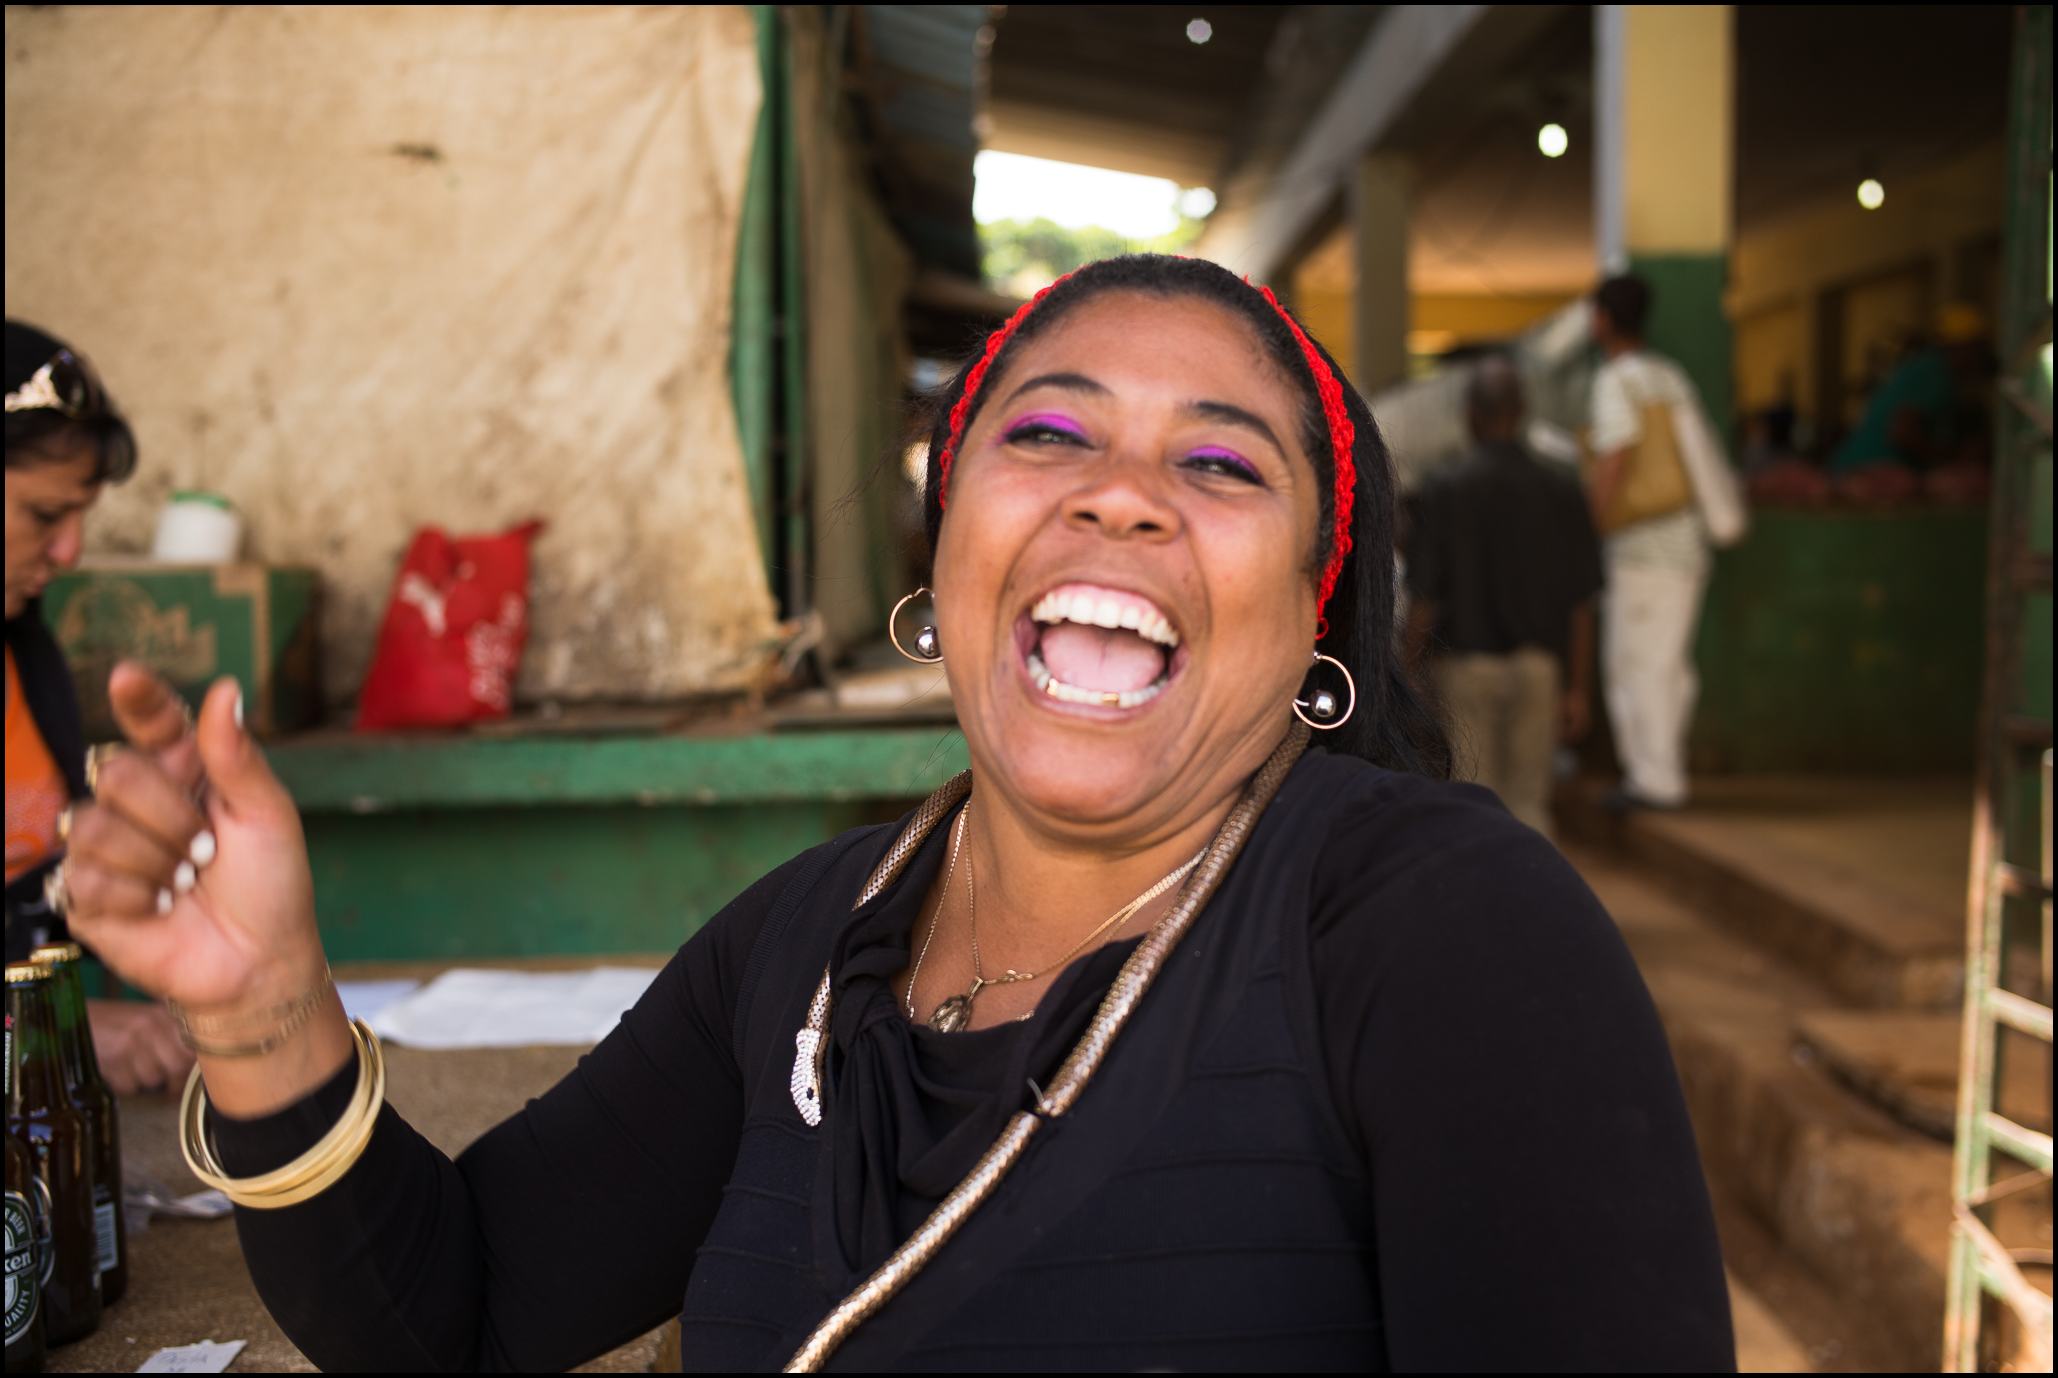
5, 5, 779, 706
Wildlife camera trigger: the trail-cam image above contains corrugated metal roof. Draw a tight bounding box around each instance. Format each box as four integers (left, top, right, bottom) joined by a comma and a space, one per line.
854, 5, 989, 279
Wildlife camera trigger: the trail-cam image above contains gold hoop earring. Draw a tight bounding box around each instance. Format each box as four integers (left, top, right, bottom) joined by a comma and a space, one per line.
1292, 652, 1355, 730
889, 588, 943, 664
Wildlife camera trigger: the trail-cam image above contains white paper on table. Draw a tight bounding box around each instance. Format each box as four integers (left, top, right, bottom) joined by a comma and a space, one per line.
137, 1338, 247, 1372
170, 1188, 233, 1219
366, 967, 661, 1049
336, 979, 423, 1024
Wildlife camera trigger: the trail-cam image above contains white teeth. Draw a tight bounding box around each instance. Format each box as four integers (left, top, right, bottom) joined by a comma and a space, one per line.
1025, 652, 1168, 709
1028, 588, 1181, 647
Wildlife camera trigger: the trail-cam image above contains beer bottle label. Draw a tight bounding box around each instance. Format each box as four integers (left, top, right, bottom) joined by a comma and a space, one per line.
94, 1194, 118, 1276
3, 1188, 38, 1345
30, 1176, 53, 1286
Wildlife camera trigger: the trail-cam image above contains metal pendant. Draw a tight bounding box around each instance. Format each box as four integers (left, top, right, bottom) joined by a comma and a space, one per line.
791, 969, 831, 1126
927, 994, 973, 1033
791, 1027, 824, 1126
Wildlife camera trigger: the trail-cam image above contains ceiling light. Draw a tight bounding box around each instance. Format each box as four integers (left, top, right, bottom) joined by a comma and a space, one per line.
1857, 178, 1885, 210
1537, 123, 1569, 159
1186, 18, 1212, 45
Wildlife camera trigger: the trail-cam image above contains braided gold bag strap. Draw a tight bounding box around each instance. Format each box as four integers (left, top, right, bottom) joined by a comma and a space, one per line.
854, 771, 974, 909
785, 720, 1311, 1371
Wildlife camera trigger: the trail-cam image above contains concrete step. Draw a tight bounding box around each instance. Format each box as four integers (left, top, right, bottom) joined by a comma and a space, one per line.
1793, 1008, 2053, 1143
1569, 845, 1958, 1370
1561, 777, 1969, 1009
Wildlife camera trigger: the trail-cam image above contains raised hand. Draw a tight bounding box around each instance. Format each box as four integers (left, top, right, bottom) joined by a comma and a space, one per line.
59, 662, 327, 1016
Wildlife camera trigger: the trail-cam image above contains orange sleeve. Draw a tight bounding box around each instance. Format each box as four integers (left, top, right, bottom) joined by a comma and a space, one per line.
5, 645, 69, 883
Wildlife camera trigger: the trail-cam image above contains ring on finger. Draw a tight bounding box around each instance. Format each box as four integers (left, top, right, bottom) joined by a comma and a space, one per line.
85, 742, 122, 796
43, 856, 73, 918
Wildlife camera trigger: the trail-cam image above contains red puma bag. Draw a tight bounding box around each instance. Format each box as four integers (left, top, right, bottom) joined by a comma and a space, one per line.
354, 521, 544, 730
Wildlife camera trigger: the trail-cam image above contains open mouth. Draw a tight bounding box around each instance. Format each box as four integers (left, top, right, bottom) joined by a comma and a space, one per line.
1016, 582, 1185, 711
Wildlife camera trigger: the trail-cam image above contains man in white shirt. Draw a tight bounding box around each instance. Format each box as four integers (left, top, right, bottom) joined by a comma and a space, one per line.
1585, 275, 1712, 811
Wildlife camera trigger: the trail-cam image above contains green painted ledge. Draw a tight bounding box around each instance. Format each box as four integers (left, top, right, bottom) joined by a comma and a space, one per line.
270, 726, 971, 813
263, 726, 970, 963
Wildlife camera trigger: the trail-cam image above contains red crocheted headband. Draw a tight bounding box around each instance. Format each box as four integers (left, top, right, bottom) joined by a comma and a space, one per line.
934, 271, 1357, 638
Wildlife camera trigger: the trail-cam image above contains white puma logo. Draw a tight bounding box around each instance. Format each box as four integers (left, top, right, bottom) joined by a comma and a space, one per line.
397, 573, 448, 638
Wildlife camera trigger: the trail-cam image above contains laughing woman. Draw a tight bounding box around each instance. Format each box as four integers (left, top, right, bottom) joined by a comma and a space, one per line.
56, 256, 1734, 1371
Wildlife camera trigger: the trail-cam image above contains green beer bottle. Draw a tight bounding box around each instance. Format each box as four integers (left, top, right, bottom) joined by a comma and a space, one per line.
4, 964, 100, 1345
29, 945, 125, 1306
6, 1013, 48, 1372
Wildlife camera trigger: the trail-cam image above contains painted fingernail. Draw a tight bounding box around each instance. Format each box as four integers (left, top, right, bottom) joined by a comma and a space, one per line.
189, 829, 217, 867
233, 688, 245, 731
156, 888, 173, 915
174, 860, 197, 893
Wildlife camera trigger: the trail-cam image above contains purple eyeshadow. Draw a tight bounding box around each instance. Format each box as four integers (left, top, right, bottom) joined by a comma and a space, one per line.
1004, 411, 1088, 440
1191, 447, 1261, 481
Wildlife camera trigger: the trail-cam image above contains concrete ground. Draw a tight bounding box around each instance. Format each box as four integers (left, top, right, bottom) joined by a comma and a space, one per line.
1664, 776, 1976, 921
1559, 772, 2050, 1373
1729, 1264, 1815, 1372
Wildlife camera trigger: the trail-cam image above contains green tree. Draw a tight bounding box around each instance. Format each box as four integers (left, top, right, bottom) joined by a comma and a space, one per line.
981, 215, 1205, 295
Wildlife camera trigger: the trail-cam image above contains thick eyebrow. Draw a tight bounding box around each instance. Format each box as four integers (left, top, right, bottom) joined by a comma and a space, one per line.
998, 371, 1289, 459
1185, 399, 1287, 458
996, 372, 1111, 410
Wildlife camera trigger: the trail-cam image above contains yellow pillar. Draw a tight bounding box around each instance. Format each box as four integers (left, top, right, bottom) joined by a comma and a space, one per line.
1350, 153, 1411, 394
1595, 4, 1735, 434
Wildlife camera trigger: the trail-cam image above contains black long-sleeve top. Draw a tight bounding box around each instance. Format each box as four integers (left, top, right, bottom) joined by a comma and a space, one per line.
217, 749, 1734, 1371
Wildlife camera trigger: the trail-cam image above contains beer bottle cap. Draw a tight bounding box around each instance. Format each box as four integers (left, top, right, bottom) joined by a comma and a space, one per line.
29, 942, 84, 966
5, 963, 53, 984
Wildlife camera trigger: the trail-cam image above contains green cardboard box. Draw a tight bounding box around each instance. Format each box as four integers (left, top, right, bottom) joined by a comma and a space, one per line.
40, 561, 322, 741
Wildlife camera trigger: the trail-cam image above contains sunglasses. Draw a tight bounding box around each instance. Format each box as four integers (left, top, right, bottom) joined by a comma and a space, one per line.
5, 349, 111, 419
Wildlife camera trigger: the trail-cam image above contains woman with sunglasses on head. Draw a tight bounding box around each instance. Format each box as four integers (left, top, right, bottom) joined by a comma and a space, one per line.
57, 258, 1734, 1370
5, 320, 198, 1096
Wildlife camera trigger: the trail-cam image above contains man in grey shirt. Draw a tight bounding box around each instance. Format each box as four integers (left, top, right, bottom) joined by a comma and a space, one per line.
1406, 356, 1603, 839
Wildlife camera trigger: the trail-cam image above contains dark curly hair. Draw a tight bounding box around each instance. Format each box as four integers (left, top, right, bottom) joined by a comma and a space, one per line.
916, 254, 1450, 779
4, 319, 138, 483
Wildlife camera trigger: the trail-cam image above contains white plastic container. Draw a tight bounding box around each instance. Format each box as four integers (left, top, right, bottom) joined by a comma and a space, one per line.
151, 490, 243, 563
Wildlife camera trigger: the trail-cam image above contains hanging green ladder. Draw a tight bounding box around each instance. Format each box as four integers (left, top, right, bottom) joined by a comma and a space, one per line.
1945, 5, 2054, 1371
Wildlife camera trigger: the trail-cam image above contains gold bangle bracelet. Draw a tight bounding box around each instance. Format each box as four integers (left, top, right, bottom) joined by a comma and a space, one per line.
180, 1016, 376, 1194
181, 1018, 385, 1208
179, 1017, 387, 1210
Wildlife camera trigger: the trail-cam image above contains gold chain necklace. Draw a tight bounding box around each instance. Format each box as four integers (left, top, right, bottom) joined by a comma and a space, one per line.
902, 804, 969, 1021
909, 800, 1204, 1034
